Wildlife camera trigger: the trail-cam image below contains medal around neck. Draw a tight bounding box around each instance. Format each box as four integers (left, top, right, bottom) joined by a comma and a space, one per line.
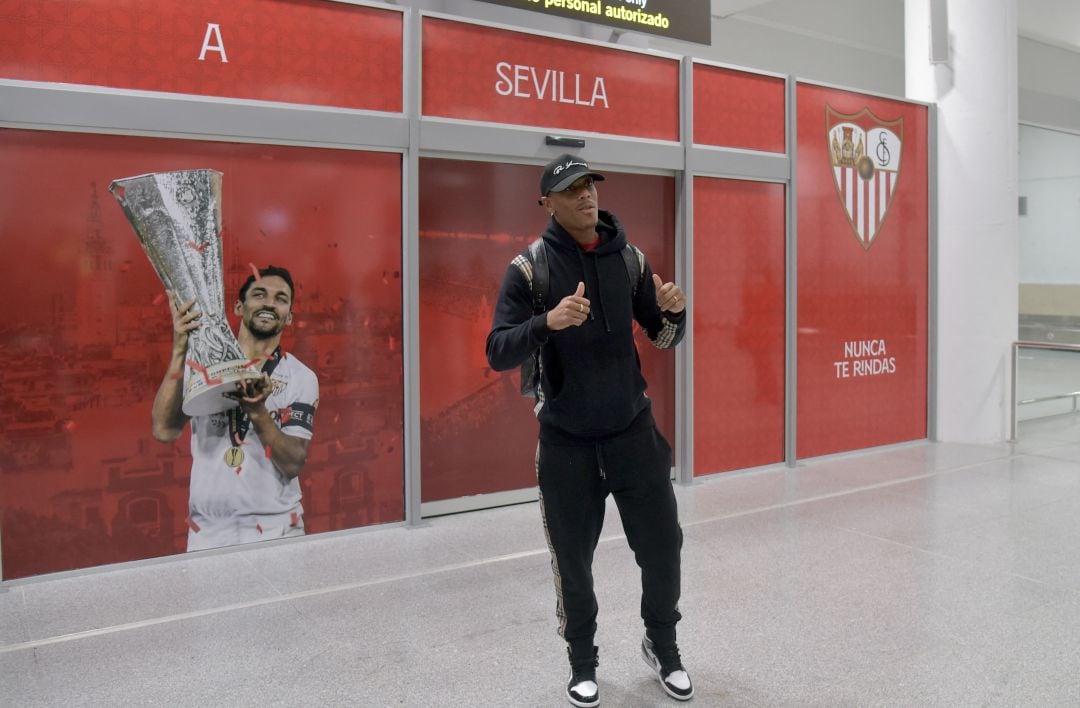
109, 169, 260, 416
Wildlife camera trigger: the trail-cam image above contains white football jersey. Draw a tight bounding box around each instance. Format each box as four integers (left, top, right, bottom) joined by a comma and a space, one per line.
188, 352, 318, 521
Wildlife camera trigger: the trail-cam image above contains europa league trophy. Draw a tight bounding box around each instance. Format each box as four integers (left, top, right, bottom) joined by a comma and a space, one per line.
109, 170, 259, 416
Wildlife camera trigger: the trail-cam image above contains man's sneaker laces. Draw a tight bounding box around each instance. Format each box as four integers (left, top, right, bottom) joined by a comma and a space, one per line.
566, 646, 599, 707
641, 635, 694, 701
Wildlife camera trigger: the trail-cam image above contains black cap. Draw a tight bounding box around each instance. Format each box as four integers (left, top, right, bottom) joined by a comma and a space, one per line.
539, 153, 605, 197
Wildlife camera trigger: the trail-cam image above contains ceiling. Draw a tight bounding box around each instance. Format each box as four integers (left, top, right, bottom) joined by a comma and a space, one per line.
711, 0, 1080, 54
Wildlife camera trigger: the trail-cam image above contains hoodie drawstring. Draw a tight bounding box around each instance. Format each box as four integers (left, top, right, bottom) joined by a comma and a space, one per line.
576, 248, 613, 333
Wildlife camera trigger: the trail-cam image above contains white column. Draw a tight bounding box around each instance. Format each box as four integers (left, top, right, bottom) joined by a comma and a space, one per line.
906, 0, 1019, 443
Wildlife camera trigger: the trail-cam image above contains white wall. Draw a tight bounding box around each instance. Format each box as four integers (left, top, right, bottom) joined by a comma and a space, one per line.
1017, 0, 1080, 52
1019, 37, 1080, 133
659, 0, 907, 96
1019, 125, 1080, 283
907, 0, 1019, 444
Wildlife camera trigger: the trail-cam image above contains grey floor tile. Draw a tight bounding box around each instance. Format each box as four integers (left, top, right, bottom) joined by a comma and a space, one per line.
967, 597, 1080, 679
0, 586, 28, 646
800, 448, 938, 489
0, 647, 39, 703
239, 521, 478, 595
1015, 494, 1080, 536
1027, 440, 1080, 466
883, 440, 1015, 472
791, 485, 993, 548
2, 603, 313, 707
422, 501, 551, 558
1009, 433, 1077, 455
921, 510, 1080, 593
10, 434, 1080, 706
283, 555, 552, 661
886, 455, 1080, 520
681, 467, 811, 517
19, 553, 279, 641
1018, 415, 1080, 444
813, 638, 1080, 708
276, 620, 566, 706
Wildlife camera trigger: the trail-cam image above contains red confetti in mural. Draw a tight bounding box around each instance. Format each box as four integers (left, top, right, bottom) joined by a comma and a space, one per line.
186, 358, 223, 386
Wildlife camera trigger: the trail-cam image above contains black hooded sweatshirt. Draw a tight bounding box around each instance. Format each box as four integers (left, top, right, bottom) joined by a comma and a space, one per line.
486, 210, 685, 443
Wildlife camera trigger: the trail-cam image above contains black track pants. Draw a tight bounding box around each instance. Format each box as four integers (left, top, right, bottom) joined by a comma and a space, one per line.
536, 422, 683, 656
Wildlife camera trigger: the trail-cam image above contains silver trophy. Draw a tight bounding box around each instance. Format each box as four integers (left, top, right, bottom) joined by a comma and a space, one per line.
109, 170, 259, 416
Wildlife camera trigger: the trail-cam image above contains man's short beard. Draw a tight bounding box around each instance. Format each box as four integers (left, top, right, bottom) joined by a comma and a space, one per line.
248, 325, 281, 340
247, 313, 284, 339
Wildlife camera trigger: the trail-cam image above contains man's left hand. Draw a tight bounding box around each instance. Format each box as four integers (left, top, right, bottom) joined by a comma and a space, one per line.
224, 372, 273, 413
653, 274, 686, 314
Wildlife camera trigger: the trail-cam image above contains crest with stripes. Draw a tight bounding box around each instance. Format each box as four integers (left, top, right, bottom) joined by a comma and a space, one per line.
826, 106, 903, 250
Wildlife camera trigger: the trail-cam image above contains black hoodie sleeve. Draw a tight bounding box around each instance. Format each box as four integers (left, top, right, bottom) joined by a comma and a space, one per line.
633, 255, 686, 349
485, 259, 552, 372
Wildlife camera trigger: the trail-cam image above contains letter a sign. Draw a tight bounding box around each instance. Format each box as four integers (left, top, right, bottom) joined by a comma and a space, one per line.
826, 106, 903, 250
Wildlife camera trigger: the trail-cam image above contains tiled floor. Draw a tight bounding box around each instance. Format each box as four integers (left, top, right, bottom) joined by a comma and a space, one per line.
5, 417, 1080, 706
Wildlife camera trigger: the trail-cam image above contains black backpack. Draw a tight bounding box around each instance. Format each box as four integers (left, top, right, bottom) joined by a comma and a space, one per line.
518, 238, 644, 397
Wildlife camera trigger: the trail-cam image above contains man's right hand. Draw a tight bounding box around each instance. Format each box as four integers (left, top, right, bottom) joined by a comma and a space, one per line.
168, 291, 201, 355
546, 281, 590, 331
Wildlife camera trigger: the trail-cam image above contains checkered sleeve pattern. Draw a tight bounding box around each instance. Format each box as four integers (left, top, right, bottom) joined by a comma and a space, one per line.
651, 318, 680, 349
632, 245, 681, 350
533, 356, 546, 417
511, 254, 547, 416
512, 254, 532, 282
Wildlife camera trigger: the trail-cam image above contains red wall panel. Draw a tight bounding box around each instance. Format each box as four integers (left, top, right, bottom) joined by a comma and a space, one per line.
693, 177, 786, 475
795, 84, 928, 457
419, 159, 676, 502
0, 129, 403, 579
0, 0, 403, 111
693, 64, 786, 152
422, 17, 679, 141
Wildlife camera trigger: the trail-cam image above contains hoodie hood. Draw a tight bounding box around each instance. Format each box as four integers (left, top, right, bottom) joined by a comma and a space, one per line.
542, 209, 627, 255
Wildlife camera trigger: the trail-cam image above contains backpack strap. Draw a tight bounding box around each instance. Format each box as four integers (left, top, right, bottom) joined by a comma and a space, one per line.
622, 243, 645, 297
527, 238, 548, 314
513, 238, 548, 399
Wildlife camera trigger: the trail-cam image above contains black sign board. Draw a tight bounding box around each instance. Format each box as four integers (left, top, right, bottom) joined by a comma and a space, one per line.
474, 0, 712, 45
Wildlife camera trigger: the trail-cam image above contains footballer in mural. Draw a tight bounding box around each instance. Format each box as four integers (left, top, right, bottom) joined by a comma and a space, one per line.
827, 106, 903, 250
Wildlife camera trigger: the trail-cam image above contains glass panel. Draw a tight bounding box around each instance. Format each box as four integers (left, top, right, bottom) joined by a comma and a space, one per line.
693, 177, 785, 475
794, 83, 929, 457
1017, 125, 1080, 426
1016, 346, 1080, 421
419, 158, 676, 504
0, 129, 404, 579
1019, 125, 1080, 346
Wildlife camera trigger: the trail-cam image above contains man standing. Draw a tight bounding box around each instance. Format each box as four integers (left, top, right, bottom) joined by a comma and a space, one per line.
486, 155, 692, 706
152, 265, 319, 552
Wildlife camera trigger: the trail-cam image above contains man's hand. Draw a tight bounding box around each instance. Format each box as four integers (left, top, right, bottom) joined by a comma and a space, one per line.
546, 282, 591, 331
168, 291, 201, 355
224, 373, 273, 413
153, 292, 198, 442
653, 274, 686, 314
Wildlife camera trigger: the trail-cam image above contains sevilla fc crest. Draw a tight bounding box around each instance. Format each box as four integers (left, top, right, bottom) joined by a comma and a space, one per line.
826, 106, 903, 250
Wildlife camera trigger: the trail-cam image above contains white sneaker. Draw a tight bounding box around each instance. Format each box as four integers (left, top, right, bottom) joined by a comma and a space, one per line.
566, 645, 599, 707
641, 635, 694, 701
